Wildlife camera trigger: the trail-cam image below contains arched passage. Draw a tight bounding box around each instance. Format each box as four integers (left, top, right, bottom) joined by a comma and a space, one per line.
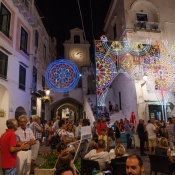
15, 106, 26, 120
50, 97, 83, 124
0, 84, 9, 135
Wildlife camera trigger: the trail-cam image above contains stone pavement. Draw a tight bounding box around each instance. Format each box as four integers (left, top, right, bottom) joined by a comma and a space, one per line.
0, 145, 151, 175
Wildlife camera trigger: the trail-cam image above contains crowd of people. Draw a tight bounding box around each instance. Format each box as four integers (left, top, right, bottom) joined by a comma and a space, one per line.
88, 98, 120, 120
2, 111, 175, 175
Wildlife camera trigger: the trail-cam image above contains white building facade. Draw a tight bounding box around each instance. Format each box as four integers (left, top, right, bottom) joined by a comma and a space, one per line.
103, 0, 175, 122
0, 0, 56, 135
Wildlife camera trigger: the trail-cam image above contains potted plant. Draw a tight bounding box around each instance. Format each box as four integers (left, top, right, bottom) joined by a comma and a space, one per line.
34, 150, 58, 175
41, 96, 53, 103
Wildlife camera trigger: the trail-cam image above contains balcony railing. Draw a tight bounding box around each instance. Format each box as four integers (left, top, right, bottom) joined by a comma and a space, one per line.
133, 21, 160, 32
31, 83, 37, 94
12, 0, 39, 28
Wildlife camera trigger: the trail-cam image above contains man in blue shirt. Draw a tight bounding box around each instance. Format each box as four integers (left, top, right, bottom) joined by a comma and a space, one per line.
124, 120, 132, 149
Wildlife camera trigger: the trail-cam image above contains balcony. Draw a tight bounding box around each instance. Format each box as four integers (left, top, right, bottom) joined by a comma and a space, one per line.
31, 83, 42, 97
133, 21, 160, 32
12, 0, 39, 28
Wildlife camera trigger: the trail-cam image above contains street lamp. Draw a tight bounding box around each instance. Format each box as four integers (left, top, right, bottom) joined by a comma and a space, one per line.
45, 90, 50, 96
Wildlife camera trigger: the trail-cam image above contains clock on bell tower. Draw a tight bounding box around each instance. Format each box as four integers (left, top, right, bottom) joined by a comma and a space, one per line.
63, 28, 90, 68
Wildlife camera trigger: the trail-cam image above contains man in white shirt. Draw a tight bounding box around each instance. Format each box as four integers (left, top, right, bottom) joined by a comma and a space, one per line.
146, 119, 157, 154
15, 115, 36, 175
84, 139, 110, 170
52, 116, 60, 133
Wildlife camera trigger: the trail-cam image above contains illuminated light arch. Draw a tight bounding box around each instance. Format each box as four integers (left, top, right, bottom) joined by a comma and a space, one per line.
162, 39, 175, 57
127, 38, 152, 56
100, 35, 129, 55
45, 59, 80, 92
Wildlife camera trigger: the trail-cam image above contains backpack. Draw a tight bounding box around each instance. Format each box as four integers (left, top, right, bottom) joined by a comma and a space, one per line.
50, 129, 62, 149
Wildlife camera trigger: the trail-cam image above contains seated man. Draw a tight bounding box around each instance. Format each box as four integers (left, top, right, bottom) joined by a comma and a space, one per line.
84, 139, 110, 170
126, 154, 145, 175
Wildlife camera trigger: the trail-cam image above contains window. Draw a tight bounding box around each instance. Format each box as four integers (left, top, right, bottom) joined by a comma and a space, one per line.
74, 35, 80, 43
34, 30, 38, 47
119, 92, 122, 110
136, 13, 148, 21
20, 27, 28, 54
113, 23, 117, 39
0, 50, 8, 79
32, 66, 37, 92
0, 3, 11, 38
43, 44, 46, 59
42, 75, 45, 90
19, 65, 26, 90
22, 0, 29, 9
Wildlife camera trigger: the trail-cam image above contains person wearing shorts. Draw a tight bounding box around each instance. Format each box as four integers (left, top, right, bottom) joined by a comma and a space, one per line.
146, 119, 157, 154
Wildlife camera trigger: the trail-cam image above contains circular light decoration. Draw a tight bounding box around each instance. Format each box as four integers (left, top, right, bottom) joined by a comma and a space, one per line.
144, 55, 175, 90
45, 59, 80, 92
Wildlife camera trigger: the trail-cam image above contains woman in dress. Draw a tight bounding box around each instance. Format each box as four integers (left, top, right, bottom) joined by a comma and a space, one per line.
66, 123, 76, 143
108, 101, 113, 114
119, 119, 124, 132
115, 121, 121, 145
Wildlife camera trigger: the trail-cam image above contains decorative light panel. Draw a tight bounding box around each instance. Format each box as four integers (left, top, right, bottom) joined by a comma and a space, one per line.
127, 38, 152, 56
45, 59, 80, 92
162, 39, 175, 57
96, 53, 117, 106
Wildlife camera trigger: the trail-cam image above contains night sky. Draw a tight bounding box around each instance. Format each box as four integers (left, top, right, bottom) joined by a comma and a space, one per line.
35, 0, 111, 59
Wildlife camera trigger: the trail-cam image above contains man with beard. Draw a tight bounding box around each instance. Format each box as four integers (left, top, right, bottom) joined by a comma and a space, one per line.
126, 154, 144, 175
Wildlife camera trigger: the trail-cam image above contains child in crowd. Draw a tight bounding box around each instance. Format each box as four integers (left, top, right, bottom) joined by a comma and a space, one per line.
98, 128, 109, 150
108, 128, 116, 150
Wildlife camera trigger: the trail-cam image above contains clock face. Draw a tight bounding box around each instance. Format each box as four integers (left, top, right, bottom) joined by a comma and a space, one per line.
71, 49, 83, 60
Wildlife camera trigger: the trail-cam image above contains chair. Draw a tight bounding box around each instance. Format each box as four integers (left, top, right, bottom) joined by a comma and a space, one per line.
148, 154, 170, 175
110, 157, 127, 175
81, 158, 100, 175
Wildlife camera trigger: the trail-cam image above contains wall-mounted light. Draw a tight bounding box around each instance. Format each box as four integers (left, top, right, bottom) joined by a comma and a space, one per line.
45, 90, 50, 96
141, 73, 148, 87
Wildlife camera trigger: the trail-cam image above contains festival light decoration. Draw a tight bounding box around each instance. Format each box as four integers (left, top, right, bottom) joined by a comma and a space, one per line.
120, 55, 137, 76
45, 59, 80, 92
162, 39, 175, 57
127, 38, 152, 56
100, 35, 129, 55
144, 54, 175, 102
95, 35, 175, 108
96, 53, 117, 106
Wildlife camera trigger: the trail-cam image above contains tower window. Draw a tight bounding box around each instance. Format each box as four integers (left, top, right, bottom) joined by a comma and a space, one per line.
74, 35, 80, 43
136, 13, 148, 21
